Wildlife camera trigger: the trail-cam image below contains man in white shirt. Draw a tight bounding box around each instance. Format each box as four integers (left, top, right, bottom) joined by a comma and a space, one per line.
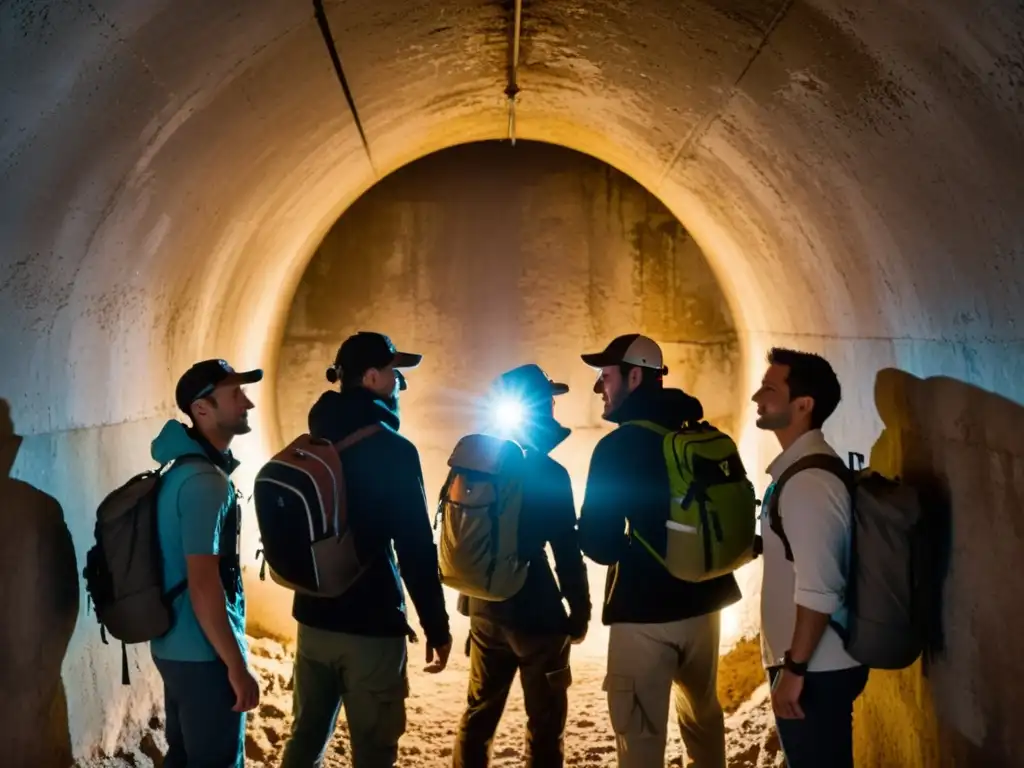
752, 348, 869, 768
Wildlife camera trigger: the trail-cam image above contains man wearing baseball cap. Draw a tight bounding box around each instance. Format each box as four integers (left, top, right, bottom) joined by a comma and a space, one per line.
150, 358, 264, 767
452, 364, 591, 768
282, 332, 451, 768
578, 334, 740, 768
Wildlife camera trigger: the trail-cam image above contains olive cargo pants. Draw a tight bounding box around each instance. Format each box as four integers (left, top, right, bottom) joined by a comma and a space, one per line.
603, 612, 725, 768
453, 618, 573, 767
280, 624, 408, 768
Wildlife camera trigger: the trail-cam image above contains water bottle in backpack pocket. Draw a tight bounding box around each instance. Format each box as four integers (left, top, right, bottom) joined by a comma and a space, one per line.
252, 425, 380, 597
629, 420, 757, 582
436, 433, 528, 601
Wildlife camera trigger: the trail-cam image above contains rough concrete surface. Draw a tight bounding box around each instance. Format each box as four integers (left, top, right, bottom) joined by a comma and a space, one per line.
1, 0, 1024, 765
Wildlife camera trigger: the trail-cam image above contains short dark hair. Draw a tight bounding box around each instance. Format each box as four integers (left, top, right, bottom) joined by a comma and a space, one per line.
767, 347, 841, 429
618, 363, 664, 390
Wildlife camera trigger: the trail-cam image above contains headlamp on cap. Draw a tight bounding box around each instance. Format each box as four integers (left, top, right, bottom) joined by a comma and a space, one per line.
482, 364, 569, 440
492, 395, 526, 434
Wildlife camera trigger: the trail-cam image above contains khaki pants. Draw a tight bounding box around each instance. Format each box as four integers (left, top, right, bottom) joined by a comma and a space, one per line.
453, 618, 572, 768
603, 612, 725, 768
281, 624, 408, 768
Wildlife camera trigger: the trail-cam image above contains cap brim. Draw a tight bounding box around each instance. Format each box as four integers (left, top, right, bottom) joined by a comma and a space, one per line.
392, 351, 422, 369
223, 369, 264, 386
581, 352, 617, 368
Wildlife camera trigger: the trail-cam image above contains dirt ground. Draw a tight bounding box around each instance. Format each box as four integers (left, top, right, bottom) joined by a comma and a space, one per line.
86, 633, 782, 768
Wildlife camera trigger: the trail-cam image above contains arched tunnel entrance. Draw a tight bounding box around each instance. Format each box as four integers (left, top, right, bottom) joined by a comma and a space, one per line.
264, 139, 748, 646
2, 1, 1023, 766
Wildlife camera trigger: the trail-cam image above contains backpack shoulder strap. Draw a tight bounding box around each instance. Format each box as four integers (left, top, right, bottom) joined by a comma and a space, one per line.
162, 453, 212, 472
779, 453, 852, 488
768, 453, 853, 561
335, 424, 383, 453
623, 419, 671, 436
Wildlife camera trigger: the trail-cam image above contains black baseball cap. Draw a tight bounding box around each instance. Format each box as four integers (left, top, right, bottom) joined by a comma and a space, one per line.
175, 359, 263, 414
581, 333, 665, 370
492, 364, 569, 402
328, 331, 422, 387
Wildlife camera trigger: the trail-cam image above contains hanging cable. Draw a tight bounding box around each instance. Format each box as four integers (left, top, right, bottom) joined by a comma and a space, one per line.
313, 0, 377, 175
505, 0, 523, 145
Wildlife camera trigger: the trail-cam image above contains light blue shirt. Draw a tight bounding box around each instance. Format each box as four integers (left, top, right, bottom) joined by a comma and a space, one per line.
149, 420, 247, 663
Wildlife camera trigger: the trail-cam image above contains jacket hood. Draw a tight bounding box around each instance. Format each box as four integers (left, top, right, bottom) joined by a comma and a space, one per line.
150, 419, 239, 474
609, 386, 704, 429
309, 388, 401, 440
523, 418, 571, 456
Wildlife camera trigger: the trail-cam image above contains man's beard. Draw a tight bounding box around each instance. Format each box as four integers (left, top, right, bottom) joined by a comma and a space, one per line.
603, 389, 626, 416
223, 414, 252, 436
755, 410, 791, 431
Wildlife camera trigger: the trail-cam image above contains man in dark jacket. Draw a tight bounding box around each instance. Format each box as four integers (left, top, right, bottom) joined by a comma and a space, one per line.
452, 364, 591, 768
280, 331, 452, 768
578, 334, 741, 768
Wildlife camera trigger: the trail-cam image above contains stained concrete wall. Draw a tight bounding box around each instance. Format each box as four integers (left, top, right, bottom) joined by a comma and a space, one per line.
264, 141, 741, 650
1, 0, 1024, 765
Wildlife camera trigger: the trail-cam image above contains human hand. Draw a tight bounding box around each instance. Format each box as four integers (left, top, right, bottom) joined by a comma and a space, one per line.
771, 669, 805, 719
227, 664, 261, 712
567, 615, 589, 645
425, 639, 452, 673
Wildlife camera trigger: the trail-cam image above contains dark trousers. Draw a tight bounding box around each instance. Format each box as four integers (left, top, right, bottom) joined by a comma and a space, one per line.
768, 665, 870, 768
453, 618, 572, 768
153, 657, 246, 768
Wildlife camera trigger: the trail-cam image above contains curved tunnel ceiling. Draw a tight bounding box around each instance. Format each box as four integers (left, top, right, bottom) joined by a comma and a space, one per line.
3, 0, 1021, 442
2, 0, 1024, 762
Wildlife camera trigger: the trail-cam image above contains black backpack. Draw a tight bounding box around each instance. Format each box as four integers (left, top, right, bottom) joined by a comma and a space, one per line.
83, 454, 212, 684
768, 451, 929, 670
252, 425, 381, 597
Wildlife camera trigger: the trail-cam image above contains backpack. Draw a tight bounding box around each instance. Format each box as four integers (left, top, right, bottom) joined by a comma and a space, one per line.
767, 451, 927, 670
628, 420, 758, 582
435, 433, 528, 601
82, 454, 212, 684
252, 425, 380, 597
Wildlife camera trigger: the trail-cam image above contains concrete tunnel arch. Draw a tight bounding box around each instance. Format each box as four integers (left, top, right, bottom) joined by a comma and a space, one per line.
1, 1, 1023, 766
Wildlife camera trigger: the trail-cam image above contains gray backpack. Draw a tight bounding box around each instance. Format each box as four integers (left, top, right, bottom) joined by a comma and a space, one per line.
768, 451, 928, 670
83, 455, 217, 683
435, 434, 528, 601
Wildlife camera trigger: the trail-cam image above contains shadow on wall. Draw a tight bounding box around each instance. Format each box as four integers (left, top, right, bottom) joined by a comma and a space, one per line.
855, 369, 1024, 768
0, 399, 80, 768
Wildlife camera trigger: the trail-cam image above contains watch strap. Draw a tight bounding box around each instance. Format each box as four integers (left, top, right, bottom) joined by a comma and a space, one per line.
783, 651, 808, 676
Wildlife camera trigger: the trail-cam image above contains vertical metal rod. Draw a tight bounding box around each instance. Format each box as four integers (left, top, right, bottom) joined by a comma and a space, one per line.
506, 0, 523, 145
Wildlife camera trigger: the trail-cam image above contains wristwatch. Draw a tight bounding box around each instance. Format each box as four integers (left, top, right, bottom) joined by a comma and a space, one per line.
783, 651, 808, 676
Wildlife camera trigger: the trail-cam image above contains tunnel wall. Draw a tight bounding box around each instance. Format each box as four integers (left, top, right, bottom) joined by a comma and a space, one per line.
1, 0, 1024, 765
260, 140, 744, 646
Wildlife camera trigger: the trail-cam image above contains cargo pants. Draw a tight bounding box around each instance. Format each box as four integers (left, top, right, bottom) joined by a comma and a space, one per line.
603, 612, 726, 768
453, 618, 573, 768
280, 624, 408, 768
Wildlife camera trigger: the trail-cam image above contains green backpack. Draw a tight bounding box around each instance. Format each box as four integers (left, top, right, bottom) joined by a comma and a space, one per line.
628, 420, 757, 582
435, 434, 529, 601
